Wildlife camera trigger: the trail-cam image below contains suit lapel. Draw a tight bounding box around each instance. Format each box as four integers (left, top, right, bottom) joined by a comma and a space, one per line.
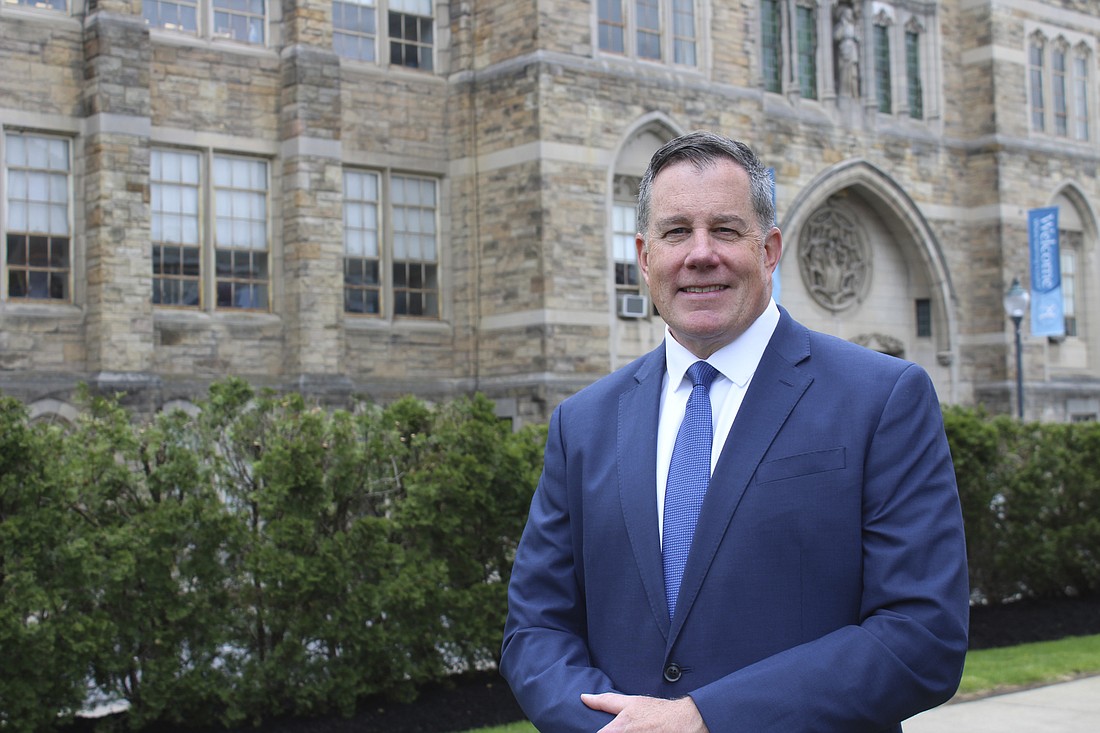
669, 312, 814, 644
617, 346, 671, 638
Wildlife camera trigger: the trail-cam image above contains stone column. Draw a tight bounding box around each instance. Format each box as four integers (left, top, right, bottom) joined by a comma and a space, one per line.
278, 0, 348, 397
81, 1, 159, 407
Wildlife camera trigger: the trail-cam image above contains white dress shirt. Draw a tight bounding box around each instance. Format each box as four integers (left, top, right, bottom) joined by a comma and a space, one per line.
656, 300, 780, 543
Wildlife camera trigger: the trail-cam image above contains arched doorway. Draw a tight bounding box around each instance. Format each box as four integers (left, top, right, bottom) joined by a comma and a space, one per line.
780, 160, 958, 401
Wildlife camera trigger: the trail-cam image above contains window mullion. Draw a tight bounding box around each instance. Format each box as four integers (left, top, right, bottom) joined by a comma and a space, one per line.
382, 168, 392, 320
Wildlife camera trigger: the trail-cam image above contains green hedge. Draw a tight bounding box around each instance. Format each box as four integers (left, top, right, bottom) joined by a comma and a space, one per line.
0, 381, 544, 732
945, 406, 1100, 604
2, 388, 1099, 731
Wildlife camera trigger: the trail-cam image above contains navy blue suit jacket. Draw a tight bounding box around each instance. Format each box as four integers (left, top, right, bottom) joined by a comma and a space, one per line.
501, 308, 969, 732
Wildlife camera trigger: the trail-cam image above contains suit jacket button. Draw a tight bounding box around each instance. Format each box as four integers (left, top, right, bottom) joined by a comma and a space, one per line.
663, 663, 682, 683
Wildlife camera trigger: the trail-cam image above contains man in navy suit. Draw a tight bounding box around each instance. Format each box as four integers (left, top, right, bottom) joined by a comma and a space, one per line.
500, 131, 969, 732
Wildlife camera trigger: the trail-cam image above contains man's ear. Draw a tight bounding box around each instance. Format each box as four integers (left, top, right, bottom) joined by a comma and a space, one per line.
636, 232, 649, 284
763, 226, 783, 273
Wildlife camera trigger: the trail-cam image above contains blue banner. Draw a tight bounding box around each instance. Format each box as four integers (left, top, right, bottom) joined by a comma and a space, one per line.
1028, 207, 1064, 337
768, 167, 781, 303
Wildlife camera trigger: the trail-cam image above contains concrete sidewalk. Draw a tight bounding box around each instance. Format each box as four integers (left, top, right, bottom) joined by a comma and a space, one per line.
902, 675, 1100, 732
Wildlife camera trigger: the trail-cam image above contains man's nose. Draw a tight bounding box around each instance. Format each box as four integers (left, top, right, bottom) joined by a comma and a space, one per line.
684, 229, 720, 266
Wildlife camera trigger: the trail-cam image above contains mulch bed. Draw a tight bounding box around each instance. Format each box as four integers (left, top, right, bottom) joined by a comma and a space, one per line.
968, 593, 1100, 650
67, 594, 1100, 733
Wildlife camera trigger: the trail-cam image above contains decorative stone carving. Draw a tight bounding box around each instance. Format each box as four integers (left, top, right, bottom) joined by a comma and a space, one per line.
852, 333, 905, 357
798, 207, 870, 312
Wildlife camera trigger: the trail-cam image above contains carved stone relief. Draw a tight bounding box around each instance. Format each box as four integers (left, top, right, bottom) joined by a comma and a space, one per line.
852, 332, 905, 358
797, 207, 870, 312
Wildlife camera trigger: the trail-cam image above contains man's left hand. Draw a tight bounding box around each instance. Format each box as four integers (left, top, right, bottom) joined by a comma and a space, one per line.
580, 692, 709, 732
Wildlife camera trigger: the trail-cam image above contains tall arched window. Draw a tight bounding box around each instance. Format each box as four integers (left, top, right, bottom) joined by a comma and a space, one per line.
1028, 30, 1092, 141
1029, 32, 1047, 131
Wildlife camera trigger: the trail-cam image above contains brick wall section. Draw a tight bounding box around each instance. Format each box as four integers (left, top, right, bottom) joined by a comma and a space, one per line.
0, 16, 82, 114
150, 44, 280, 136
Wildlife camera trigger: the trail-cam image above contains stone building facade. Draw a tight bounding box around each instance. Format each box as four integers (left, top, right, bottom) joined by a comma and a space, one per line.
1, 0, 1098, 426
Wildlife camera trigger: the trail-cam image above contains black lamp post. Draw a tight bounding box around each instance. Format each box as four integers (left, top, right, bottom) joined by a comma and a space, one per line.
1003, 277, 1029, 419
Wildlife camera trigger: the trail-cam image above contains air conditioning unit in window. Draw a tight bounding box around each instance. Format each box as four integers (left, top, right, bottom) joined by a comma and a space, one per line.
618, 293, 649, 318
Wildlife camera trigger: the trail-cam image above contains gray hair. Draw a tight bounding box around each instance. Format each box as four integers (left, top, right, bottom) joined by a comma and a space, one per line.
636, 131, 776, 240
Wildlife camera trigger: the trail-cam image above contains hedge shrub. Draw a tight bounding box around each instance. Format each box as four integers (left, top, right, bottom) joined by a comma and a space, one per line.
2, 388, 1099, 731
944, 406, 1100, 603
0, 382, 544, 732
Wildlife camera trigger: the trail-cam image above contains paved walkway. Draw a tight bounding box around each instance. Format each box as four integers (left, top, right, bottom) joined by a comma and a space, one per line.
902, 675, 1100, 732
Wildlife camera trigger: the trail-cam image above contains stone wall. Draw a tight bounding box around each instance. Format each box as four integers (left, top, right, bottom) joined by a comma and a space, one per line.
1, 0, 1099, 424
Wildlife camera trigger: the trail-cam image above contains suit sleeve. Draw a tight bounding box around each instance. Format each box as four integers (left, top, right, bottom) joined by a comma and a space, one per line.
689, 363, 969, 731
500, 405, 617, 732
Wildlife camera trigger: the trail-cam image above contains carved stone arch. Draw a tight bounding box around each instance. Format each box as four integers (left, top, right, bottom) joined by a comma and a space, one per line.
781, 159, 958, 393
607, 113, 683, 240
1030, 29, 1048, 47
27, 398, 80, 429
904, 16, 924, 35
852, 332, 905, 357
161, 399, 201, 417
611, 114, 682, 175
784, 159, 956, 311
1051, 181, 1099, 241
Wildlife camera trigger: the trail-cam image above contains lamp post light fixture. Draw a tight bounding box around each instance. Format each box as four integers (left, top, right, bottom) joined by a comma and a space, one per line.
1003, 277, 1030, 419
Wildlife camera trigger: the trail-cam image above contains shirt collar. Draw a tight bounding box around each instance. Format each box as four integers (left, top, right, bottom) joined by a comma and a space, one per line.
664, 299, 781, 390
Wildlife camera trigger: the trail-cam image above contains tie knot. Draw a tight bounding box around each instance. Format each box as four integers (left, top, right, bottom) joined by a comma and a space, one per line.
686, 361, 719, 390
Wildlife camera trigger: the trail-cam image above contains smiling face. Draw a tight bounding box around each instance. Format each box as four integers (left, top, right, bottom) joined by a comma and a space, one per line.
636, 158, 782, 359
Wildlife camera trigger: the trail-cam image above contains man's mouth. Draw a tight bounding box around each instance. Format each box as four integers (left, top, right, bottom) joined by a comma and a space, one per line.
680, 285, 726, 293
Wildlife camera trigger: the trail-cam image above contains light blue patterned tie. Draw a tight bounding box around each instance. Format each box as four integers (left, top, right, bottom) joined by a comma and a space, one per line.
663, 360, 719, 619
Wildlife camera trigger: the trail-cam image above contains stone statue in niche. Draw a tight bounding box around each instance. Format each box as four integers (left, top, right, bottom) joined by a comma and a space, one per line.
798, 207, 869, 312
834, 4, 860, 98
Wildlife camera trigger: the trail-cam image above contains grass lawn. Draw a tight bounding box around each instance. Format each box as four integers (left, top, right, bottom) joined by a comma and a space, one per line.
957, 632, 1100, 697
458, 633, 1100, 733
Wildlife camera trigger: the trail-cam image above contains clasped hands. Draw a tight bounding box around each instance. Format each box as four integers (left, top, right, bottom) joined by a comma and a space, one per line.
581, 692, 709, 733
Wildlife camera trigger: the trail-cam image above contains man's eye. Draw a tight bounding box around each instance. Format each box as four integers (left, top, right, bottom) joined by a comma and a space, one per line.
664, 228, 691, 239
714, 227, 746, 240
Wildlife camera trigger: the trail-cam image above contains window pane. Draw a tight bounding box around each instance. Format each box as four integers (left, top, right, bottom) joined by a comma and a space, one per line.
213, 0, 265, 43
343, 169, 382, 315
598, 0, 628, 53
906, 30, 923, 119
1062, 246, 1078, 336
10, 0, 68, 11
915, 299, 932, 338
874, 24, 891, 113
1030, 42, 1045, 131
1073, 55, 1089, 141
214, 156, 269, 309
392, 176, 440, 320
389, 10, 433, 71
334, 0, 378, 62
673, 0, 696, 65
5, 133, 71, 302
143, 0, 200, 33
796, 5, 817, 99
391, 0, 430, 14
1053, 48, 1068, 136
636, 0, 661, 60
